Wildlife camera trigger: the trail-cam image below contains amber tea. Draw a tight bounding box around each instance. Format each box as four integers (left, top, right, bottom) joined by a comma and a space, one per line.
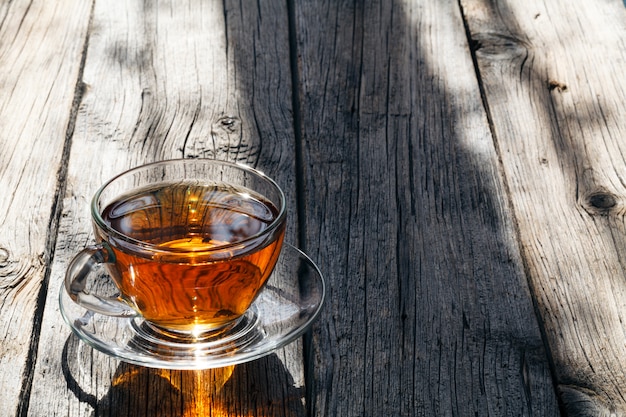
99, 181, 285, 332
65, 159, 286, 339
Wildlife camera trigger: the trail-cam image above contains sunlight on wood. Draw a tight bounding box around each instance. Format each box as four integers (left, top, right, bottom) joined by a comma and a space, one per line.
111, 365, 236, 417
181, 366, 235, 417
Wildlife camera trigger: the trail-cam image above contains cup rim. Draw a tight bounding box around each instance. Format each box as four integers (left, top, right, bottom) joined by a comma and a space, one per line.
90, 158, 287, 255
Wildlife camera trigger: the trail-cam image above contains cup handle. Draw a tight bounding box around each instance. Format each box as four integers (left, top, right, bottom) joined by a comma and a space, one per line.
64, 243, 138, 317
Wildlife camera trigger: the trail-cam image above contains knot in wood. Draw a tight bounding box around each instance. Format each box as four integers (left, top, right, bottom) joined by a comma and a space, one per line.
588, 192, 617, 210
471, 33, 528, 60
0, 246, 8, 264
214, 116, 241, 133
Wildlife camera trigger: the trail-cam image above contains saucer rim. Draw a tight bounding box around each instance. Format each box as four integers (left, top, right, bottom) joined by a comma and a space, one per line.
58, 243, 325, 370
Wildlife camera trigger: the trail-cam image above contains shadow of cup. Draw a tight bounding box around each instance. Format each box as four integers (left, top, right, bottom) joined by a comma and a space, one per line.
61, 334, 306, 417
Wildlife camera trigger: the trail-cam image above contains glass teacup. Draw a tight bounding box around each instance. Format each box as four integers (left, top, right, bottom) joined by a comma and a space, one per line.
65, 159, 286, 337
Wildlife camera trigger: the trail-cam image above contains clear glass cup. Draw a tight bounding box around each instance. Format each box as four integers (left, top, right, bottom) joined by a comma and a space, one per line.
65, 159, 286, 337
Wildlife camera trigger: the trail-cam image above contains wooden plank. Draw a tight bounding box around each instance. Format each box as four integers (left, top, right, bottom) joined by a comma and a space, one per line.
461, 0, 626, 413
0, 0, 92, 415
294, 0, 561, 415
28, 1, 302, 416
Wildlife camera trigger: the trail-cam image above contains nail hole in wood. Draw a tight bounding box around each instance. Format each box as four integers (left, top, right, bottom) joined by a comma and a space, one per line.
548, 80, 568, 92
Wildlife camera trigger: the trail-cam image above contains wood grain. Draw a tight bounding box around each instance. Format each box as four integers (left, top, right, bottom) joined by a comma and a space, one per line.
3, 0, 624, 415
0, 0, 92, 415
461, 0, 626, 413
294, 0, 560, 415
27, 1, 301, 416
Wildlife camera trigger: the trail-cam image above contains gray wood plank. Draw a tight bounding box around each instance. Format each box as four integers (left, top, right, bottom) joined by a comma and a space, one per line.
0, 0, 92, 415
461, 0, 626, 414
28, 1, 302, 416
294, 0, 561, 415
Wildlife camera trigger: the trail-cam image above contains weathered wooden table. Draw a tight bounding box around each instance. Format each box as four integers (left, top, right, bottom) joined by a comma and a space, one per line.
2, 0, 626, 415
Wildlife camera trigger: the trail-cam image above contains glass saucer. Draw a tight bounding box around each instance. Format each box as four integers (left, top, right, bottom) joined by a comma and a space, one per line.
59, 244, 325, 370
